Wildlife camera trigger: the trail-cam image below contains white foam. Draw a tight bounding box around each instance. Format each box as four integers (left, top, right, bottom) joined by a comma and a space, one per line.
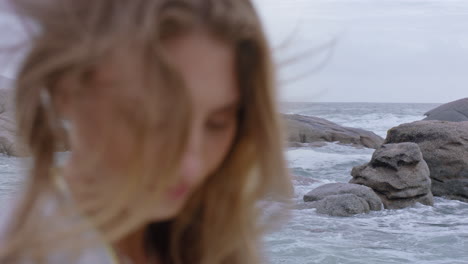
286, 144, 373, 169
266, 198, 468, 264
321, 113, 426, 138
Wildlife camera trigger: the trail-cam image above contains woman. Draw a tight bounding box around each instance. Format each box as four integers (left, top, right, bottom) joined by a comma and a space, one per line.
1, 0, 292, 263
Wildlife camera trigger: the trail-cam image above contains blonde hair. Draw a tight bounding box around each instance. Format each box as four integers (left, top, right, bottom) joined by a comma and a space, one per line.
1, 0, 293, 263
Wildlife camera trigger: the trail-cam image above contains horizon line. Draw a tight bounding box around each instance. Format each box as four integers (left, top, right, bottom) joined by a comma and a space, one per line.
280, 101, 444, 104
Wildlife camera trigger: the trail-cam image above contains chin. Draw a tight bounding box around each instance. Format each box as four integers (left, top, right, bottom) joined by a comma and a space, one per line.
148, 200, 186, 222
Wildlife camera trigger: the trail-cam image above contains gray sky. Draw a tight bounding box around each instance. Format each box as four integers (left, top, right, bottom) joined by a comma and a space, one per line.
1, 0, 468, 103
254, 0, 468, 103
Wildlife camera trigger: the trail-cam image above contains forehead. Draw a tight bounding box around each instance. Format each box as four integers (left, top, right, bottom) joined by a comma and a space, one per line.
163, 30, 239, 110
79, 30, 239, 117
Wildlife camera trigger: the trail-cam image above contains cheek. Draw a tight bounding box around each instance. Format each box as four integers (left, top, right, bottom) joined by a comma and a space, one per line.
203, 125, 237, 176
70, 101, 138, 169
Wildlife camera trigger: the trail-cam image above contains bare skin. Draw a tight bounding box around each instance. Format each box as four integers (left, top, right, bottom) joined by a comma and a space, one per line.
55, 30, 239, 263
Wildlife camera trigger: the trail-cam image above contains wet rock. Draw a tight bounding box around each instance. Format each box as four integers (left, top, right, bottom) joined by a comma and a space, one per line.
285, 114, 384, 149
302, 183, 382, 216
424, 98, 468, 122
0, 88, 23, 156
0, 81, 69, 156
350, 143, 433, 209
312, 194, 371, 217
385, 121, 468, 203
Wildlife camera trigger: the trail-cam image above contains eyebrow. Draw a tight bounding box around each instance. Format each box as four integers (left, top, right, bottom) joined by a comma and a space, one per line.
211, 101, 241, 115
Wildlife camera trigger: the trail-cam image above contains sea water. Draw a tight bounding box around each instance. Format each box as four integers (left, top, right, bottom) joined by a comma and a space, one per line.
266, 102, 468, 264
1, 103, 467, 263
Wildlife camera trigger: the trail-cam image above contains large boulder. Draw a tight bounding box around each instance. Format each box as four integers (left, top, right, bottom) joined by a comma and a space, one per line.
385, 121, 468, 202
424, 98, 468, 122
285, 114, 384, 149
302, 183, 382, 216
311, 194, 372, 217
350, 143, 433, 209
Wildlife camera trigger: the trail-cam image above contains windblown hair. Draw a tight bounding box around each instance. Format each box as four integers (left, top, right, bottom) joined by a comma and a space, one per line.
1, 0, 292, 263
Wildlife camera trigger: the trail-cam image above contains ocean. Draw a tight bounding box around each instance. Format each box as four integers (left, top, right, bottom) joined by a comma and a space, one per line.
266, 102, 468, 264
1, 102, 468, 263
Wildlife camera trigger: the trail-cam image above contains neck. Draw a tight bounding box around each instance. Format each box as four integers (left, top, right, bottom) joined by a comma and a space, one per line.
114, 227, 150, 264
61, 160, 160, 263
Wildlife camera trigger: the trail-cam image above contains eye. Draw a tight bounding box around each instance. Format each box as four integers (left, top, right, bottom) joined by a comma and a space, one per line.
206, 118, 231, 131
205, 105, 240, 133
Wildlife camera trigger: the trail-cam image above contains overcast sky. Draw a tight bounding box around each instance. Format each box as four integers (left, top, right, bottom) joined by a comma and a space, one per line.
254, 0, 468, 103
1, 0, 468, 103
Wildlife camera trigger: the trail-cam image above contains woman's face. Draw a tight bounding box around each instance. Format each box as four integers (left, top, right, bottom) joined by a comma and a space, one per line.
59, 30, 239, 221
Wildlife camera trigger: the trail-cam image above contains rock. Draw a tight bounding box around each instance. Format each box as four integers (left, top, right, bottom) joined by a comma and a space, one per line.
424, 98, 468, 122
302, 183, 382, 216
0, 78, 69, 156
303, 183, 382, 210
385, 121, 468, 202
0, 87, 24, 156
284, 114, 384, 149
312, 194, 371, 217
350, 143, 433, 209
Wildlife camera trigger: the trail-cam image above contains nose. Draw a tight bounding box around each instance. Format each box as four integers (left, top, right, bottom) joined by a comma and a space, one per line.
179, 128, 203, 184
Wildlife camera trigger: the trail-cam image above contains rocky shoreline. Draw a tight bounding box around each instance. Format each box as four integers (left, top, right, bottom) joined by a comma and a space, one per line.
285, 114, 384, 149
291, 98, 468, 216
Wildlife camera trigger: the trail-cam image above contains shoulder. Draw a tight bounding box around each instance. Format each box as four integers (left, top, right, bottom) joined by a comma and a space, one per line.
48, 246, 116, 264
0, 196, 115, 264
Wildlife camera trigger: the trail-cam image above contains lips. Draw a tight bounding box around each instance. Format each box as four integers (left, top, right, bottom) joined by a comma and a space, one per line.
168, 183, 190, 199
